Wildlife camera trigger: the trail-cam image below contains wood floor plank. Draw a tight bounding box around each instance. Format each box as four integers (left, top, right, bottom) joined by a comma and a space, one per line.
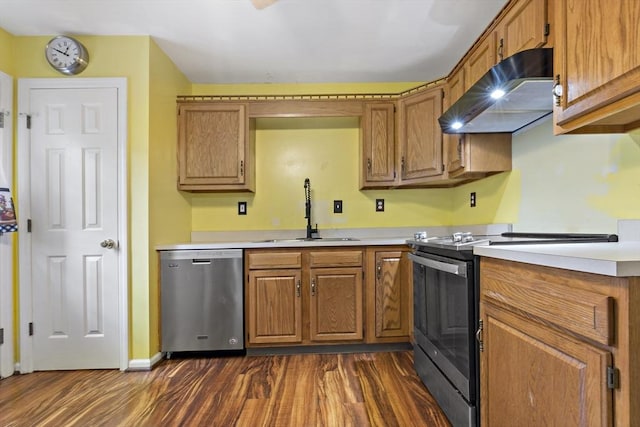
0, 351, 450, 426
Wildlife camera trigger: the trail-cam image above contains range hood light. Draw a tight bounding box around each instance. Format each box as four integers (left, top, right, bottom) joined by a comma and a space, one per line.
490, 88, 506, 99
439, 48, 554, 134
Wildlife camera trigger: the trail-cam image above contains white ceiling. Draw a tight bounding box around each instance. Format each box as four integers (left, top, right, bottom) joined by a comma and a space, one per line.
0, 0, 509, 84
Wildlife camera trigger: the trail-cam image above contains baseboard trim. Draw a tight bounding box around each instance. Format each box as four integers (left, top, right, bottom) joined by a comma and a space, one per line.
127, 352, 163, 371
246, 342, 412, 356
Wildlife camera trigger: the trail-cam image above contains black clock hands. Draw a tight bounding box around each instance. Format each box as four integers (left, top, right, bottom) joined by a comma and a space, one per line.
53, 47, 69, 56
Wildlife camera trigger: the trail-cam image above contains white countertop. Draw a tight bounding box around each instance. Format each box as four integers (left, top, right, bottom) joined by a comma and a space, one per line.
156, 236, 409, 251
474, 241, 640, 277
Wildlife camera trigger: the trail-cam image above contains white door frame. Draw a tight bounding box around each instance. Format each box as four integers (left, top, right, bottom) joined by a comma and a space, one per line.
0, 71, 14, 378
17, 78, 129, 372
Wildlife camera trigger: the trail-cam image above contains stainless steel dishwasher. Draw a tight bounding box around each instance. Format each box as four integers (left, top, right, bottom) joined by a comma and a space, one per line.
160, 249, 244, 356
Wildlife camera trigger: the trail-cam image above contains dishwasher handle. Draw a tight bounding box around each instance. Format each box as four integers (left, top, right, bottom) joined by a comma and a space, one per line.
192, 259, 211, 265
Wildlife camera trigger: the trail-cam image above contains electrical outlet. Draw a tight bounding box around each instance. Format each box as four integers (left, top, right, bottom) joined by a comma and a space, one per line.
334, 200, 343, 214
470, 192, 476, 208
376, 199, 385, 212
238, 201, 247, 215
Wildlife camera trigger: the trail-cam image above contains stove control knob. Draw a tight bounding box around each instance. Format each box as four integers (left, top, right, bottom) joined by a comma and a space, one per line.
461, 232, 474, 243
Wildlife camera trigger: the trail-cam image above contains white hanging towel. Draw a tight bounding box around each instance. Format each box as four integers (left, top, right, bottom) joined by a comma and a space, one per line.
0, 161, 16, 233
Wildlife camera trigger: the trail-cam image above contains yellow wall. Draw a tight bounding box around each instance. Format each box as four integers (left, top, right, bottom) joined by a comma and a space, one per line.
451, 119, 640, 232
192, 116, 452, 231
148, 40, 191, 354
12, 35, 158, 360
0, 28, 13, 75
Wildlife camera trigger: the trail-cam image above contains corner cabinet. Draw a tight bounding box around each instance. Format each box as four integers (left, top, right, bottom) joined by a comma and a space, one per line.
360, 102, 396, 189
553, 0, 640, 133
177, 102, 255, 192
479, 257, 640, 426
365, 247, 412, 343
397, 85, 444, 185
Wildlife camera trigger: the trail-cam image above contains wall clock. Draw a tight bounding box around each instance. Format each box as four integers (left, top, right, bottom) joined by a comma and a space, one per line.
44, 35, 89, 75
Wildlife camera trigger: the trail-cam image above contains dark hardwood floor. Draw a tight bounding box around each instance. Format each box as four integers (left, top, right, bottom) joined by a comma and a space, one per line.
0, 351, 450, 426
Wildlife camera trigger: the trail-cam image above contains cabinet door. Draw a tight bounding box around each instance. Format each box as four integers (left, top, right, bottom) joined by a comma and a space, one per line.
309, 267, 363, 342
177, 103, 253, 191
361, 102, 396, 188
248, 269, 302, 344
554, 0, 640, 131
465, 32, 497, 88
397, 86, 444, 183
480, 303, 613, 426
497, 0, 548, 61
372, 250, 410, 339
444, 68, 465, 175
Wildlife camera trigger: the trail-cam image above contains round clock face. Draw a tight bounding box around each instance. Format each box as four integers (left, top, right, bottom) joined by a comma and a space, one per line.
45, 36, 89, 75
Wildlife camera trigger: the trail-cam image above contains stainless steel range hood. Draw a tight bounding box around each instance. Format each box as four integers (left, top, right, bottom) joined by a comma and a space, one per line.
439, 48, 553, 134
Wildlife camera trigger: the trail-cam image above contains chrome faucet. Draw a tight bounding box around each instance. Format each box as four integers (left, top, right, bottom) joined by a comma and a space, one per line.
304, 178, 318, 239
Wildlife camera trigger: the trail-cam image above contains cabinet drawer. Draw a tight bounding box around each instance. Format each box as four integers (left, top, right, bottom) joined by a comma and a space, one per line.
481, 259, 613, 346
248, 252, 302, 269
309, 250, 363, 268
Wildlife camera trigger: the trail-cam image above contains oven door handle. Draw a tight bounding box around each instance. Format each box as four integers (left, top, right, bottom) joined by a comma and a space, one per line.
408, 253, 467, 277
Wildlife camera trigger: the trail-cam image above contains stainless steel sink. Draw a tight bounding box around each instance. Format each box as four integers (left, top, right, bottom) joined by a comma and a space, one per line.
252, 237, 359, 243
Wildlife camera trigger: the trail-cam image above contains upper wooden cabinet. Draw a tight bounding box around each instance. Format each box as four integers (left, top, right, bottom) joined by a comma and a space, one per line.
465, 32, 498, 89
460, 0, 548, 90
446, 133, 512, 178
397, 86, 444, 184
177, 102, 255, 192
360, 102, 396, 189
495, 0, 549, 61
553, 0, 640, 133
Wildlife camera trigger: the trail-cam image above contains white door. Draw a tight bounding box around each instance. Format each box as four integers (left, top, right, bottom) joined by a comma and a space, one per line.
0, 71, 13, 378
27, 86, 121, 370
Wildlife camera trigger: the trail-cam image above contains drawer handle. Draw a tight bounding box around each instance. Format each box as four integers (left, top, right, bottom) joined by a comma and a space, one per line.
296, 279, 301, 298
311, 278, 316, 296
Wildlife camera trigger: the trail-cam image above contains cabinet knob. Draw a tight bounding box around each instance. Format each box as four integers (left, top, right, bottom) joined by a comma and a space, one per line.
552, 74, 563, 107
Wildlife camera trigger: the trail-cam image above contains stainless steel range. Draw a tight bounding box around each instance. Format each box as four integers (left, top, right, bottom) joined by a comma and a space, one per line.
407, 231, 618, 427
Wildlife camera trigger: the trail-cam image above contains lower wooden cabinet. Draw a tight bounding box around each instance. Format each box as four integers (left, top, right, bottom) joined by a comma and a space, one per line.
479, 257, 640, 427
365, 247, 412, 343
245, 248, 365, 347
245, 246, 413, 348
309, 267, 363, 341
248, 268, 302, 344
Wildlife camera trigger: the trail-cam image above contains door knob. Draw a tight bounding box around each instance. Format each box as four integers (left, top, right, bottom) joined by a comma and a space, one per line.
100, 239, 116, 249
